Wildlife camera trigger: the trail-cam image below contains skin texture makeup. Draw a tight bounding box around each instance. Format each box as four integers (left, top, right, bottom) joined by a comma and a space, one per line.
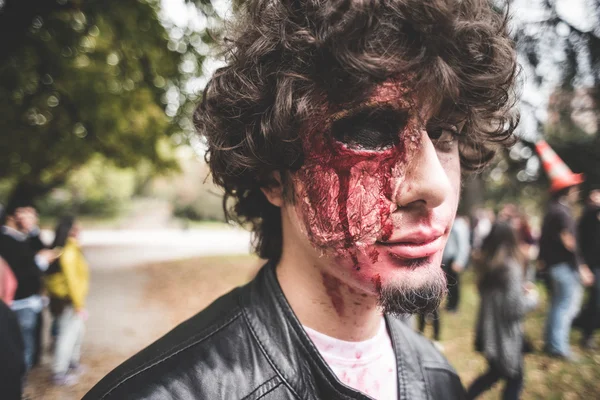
275, 78, 461, 325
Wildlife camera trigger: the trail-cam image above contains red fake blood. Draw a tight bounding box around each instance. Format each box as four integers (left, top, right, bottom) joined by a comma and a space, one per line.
379, 211, 394, 242
379, 174, 395, 243
298, 138, 404, 268
295, 80, 419, 269
368, 247, 379, 264
322, 272, 345, 316
326, 141, 406, 268
336, 168, 359, 267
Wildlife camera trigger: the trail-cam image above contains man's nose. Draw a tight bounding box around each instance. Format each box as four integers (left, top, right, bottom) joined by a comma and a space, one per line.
392, 131, 453, 210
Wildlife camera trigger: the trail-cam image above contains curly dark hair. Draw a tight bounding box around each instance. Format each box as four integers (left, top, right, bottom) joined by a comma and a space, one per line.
195, 0, 519, 262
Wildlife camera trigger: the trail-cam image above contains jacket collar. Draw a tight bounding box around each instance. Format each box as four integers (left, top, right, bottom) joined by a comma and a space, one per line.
239, 262, 428, 399
1, 225, 27, 242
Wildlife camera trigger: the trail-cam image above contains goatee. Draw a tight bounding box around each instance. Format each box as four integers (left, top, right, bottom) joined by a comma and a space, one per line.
377, 267, 448, 315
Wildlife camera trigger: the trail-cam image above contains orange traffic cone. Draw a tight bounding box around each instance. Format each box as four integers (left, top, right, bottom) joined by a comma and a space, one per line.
535, 140, 584, 193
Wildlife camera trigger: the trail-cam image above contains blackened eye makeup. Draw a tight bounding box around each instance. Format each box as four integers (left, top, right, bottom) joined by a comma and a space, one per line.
331, 106, 409, 151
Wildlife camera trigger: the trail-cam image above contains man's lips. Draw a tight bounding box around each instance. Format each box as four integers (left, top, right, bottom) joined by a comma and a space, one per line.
376, 232, 444, 259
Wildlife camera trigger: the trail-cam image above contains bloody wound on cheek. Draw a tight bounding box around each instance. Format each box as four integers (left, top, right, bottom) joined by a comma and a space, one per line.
332, 108, 410, 263
299, 102, 416, 269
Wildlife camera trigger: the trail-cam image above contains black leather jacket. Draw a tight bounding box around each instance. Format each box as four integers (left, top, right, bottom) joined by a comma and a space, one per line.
85, 263, 465, 399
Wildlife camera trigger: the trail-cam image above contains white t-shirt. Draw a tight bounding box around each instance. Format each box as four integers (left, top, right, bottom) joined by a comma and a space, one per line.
304, 318, 398, 400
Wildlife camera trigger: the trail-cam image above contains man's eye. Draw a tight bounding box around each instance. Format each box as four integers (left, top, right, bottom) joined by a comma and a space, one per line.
335, 124, 398, 151
427, 125, 459, 152
331, 108, 408, 151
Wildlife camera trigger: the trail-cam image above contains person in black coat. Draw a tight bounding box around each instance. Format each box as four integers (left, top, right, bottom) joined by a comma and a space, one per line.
0, 299, 25, 400
578, 187, 600, 349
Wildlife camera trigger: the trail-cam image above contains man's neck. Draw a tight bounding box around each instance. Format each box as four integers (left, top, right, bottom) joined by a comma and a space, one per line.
276, 244, 383, 342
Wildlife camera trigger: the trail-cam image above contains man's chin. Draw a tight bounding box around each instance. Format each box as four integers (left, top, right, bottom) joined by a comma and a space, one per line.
377, 266, 447, 316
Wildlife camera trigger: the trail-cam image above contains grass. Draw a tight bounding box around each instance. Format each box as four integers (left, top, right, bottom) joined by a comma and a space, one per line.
441, 271, 600, 399
150, 256, 599, 398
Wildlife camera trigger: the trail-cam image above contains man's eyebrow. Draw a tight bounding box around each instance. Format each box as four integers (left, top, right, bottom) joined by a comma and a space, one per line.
329, 102, 409, 124
427, 112, 468, 130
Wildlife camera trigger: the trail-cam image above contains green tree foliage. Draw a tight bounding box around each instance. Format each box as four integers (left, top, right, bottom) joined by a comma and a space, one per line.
511, 0, 600, 188
0, 0, 216, 203
37, 156, 138, 217
468, 0, 600, 216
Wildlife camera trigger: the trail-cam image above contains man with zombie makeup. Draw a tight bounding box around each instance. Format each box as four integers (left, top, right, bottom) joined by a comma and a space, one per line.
85, 1, 518, 399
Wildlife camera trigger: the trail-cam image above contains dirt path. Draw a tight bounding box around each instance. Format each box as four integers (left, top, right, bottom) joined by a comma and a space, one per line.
24, 255, 260, 399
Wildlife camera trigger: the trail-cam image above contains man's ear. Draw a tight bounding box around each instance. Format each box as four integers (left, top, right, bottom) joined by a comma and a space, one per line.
261, 171, 285, 207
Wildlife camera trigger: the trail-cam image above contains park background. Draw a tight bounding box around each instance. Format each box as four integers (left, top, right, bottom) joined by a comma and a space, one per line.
1, 0, 599, 398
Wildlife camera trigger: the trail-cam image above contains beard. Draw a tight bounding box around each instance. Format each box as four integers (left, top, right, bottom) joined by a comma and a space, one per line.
377, 265, 448, 316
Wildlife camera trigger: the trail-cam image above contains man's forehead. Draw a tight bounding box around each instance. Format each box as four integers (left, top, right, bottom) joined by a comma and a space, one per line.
369, 79, 414, 103
304, 77, 464, 139
328, 79, 417, 121
326, 77, 464, 126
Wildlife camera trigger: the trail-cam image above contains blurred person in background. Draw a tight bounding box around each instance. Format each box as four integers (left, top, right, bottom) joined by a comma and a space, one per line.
45, 215, 90, 386
417, 214, 471, 350
539, 184, 594, 360
577, 186, 600, 349
496, 206, 536, 268
85, 0, 518, 398
468, 222, 538, 400
28, 209, 49, 369
471, 208, 495, 251
497, 203, 518, 223
512, 211, 536, 279
498, 206, 538, 277
0, 202, 59, 373
417, 296, 443, 350
443, 214, 471, 313
512, 210, 538, 353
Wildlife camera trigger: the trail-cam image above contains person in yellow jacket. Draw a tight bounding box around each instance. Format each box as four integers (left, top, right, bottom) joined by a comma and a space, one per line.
45, 216, 89, 386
